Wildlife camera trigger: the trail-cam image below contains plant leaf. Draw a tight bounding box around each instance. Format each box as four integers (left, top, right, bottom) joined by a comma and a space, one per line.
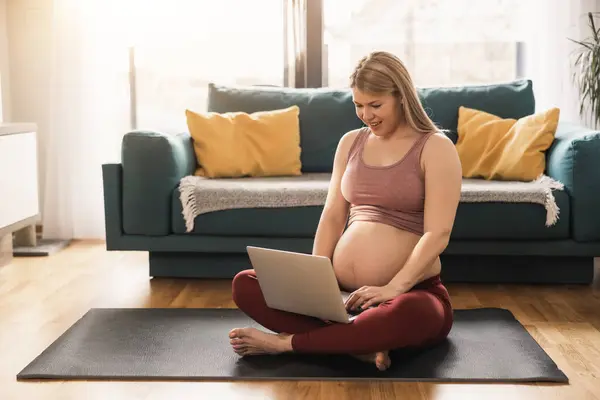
571, 12, 600, 127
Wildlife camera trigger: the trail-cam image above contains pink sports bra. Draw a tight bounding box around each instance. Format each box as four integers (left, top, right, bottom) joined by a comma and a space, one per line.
341, 127, 436, 236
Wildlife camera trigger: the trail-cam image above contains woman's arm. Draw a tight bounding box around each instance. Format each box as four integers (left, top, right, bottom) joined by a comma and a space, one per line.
387, 133, 462, 292
312, 216, 347, 259
312, 129, 360, 259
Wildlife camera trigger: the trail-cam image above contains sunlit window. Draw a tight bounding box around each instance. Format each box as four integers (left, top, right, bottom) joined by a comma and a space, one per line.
119, 1, 285, 132
323, 0, 527, 88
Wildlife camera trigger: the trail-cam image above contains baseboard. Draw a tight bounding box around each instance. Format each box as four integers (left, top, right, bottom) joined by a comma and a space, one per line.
13, 238, 71, 257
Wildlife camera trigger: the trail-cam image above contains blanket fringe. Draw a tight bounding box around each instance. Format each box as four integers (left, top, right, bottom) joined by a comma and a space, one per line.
179, 176, 199, 232
534, 174, 565, 226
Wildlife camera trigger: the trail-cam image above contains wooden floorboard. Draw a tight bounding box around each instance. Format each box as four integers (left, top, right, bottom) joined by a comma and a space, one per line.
1, 240, 599, 399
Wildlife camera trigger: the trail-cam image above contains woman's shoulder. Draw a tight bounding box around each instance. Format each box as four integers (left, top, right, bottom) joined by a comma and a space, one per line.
343, 126, 369, 142
423, 130, 455, 151
337, 127, 368, 156
420, 131, 460, 170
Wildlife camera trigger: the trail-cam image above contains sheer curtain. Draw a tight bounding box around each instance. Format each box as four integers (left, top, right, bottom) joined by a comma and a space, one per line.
42, 0, 130, 240
522, 0, 600, 127
285, 0, 308, 88
41, 0, 285, 240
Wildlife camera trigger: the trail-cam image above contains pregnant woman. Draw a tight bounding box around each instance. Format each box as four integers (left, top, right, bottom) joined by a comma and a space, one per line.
229, 51, 463, 371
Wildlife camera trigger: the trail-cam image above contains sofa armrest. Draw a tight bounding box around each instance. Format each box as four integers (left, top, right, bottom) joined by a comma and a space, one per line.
121, 130, 196, 235
546, 121, 600, 241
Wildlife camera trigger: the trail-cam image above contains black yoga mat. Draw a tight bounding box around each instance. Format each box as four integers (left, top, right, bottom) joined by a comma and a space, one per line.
17, 307, 568, 382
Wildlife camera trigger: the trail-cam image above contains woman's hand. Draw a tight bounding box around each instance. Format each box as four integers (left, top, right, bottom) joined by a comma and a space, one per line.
344, 285, 401, 311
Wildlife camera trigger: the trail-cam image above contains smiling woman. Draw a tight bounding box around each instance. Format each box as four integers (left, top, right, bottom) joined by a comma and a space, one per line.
349, 51, 439, 137
230, 51, 463, 372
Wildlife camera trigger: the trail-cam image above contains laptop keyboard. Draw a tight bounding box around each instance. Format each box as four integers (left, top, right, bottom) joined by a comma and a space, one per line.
341, 291, 366, 317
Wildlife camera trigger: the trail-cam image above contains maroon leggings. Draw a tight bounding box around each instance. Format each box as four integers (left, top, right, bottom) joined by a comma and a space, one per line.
231, 269, 454, 354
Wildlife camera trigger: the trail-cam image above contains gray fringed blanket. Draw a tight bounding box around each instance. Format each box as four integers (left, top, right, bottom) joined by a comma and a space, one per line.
178, 173, 564, 232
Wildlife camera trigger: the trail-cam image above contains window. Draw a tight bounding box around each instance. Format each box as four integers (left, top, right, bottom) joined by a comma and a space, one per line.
130, 1, 285, 132
322, 0, 527, 88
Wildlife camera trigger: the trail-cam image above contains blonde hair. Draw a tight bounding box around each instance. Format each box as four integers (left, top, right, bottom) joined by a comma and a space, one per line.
349, 51, 439, 135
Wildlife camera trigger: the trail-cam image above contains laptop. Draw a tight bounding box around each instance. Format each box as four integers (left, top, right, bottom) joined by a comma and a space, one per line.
246, 246, 360, 324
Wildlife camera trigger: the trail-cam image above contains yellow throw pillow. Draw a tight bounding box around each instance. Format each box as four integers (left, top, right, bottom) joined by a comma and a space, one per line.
185, 106, 302, 178
455, 106, 560, 181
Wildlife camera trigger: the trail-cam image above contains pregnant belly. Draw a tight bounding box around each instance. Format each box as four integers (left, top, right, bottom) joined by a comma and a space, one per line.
332, 221, 432, 291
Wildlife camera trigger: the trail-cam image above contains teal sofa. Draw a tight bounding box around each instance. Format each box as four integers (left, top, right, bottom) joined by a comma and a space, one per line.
102, 80, 600, 284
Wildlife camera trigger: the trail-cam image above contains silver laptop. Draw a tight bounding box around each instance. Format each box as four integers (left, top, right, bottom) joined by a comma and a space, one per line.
246, 246, 358, 324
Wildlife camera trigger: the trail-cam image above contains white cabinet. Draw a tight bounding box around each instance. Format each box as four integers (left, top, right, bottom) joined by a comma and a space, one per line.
0, 123, 39, 264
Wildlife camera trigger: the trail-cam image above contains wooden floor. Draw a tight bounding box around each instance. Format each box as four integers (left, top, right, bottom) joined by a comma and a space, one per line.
1, 240, 600, 400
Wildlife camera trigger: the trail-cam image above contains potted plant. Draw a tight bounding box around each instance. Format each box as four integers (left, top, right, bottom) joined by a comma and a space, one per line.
570, 12, 600, 128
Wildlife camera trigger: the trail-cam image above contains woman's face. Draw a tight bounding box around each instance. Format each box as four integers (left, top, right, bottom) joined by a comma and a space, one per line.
352, 88, 401, 137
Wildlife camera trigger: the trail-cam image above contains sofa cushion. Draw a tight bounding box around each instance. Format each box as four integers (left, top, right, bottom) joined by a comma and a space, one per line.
419, 79, 535, 143
206, 80, 535, 173
171, 189, 570, 239
207, 83, 363, 173
171, 188, 323, 237
456, 106, 560, 181
451, 189, 570, 239
185, 106, 302, 178
547, 121, 600, 241
122, 131, 196, 236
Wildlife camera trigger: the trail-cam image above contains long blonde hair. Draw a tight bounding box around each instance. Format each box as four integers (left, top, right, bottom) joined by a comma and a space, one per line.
349, 51, 439, 135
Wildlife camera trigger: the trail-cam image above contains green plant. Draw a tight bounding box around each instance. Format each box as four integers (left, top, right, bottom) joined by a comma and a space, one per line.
570, 12, 600, 128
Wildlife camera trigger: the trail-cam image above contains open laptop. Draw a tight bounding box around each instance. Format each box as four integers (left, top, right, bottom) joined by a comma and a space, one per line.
246, 246, 360, 324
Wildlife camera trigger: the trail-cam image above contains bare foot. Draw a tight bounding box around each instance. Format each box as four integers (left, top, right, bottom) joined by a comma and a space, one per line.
229, 327, 293, 356
352, 351, 391, 371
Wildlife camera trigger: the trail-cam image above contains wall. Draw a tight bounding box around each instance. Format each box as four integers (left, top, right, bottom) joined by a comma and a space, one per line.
0, 0, 10, 122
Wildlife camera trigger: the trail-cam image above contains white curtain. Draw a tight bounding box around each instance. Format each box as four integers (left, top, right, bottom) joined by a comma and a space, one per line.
42, 0, 130, 240
523, 0, 600, 128
41, 0, 284, 240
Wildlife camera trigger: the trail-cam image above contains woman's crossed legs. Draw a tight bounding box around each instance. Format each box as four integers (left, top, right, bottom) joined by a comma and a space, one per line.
229, 269, 453, 370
